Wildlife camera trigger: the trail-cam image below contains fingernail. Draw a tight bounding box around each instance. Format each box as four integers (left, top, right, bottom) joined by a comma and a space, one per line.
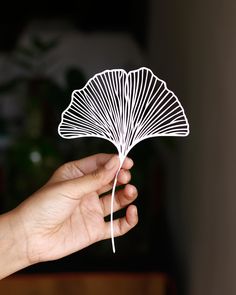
131, 186, 138, 197
127, 157, 134, 166
133, 206, 138, 216
105, 155, 118, 170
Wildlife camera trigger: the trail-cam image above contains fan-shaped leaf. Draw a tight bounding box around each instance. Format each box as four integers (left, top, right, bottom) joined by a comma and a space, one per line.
58, 67, 189, 252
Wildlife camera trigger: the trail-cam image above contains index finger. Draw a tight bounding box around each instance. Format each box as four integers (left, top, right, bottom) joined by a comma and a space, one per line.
49, 153, 133, 183
73, 153, 133, 175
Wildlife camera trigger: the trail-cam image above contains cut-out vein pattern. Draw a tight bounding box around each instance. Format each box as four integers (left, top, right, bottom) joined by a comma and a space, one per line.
58, 67, 189, 253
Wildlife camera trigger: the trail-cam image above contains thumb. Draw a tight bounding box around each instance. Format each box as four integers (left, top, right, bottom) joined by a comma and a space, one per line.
61, 155, 120, 199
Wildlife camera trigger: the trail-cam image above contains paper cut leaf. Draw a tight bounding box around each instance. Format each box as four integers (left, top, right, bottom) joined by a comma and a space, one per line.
58, 67, 189, 252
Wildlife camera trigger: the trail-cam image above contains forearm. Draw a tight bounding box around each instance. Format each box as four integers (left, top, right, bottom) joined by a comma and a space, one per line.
0, 211, 30, 280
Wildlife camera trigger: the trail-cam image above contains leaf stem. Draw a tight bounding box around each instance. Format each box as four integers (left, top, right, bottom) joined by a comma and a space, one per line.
110, 156, 124, 253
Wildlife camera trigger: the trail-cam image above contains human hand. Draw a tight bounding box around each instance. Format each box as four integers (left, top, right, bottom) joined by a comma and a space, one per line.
0, 154, 138, 278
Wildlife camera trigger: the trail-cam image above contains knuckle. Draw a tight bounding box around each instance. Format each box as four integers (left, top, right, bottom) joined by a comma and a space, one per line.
126, 170, 131, 181
91, 169, 103, 181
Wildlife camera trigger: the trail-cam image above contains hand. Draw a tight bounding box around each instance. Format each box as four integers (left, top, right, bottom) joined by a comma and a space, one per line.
0, 154, 138, 278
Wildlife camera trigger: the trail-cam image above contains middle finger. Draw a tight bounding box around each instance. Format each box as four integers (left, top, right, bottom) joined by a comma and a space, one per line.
100, 184, 138, 217
97, 168, 131, 195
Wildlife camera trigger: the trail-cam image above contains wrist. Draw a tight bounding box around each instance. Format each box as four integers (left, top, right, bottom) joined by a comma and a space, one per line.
0, 210, 31, 279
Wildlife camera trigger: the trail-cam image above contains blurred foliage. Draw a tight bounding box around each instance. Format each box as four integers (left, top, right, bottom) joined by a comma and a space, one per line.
0, 36, 86, 210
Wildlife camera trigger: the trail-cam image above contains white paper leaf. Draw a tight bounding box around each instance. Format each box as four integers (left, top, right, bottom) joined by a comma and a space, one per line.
58, 67, 189, 252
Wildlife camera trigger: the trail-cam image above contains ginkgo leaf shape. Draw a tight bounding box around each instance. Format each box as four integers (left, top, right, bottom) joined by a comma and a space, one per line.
58, 67, 189, 253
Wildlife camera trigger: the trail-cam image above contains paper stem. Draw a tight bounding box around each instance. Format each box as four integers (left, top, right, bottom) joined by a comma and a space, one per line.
110, 157, 124, 253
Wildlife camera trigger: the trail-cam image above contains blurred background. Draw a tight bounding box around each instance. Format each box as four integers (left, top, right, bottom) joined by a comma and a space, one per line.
0, 0, 236, 294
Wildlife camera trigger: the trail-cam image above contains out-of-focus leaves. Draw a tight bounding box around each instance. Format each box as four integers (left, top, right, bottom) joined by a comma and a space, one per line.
31, 35, 59, 53
10, 55, 33, 70
8, 36, 59, 72
0, 77, 28, 93
16, 46, 35, 58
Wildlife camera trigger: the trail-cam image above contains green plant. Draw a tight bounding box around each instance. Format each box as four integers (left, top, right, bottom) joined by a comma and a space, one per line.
0, 36, 86, 210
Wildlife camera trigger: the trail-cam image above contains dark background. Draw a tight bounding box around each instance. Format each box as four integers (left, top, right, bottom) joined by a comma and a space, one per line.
0, 0, 148, 51
0, 0, 177, 280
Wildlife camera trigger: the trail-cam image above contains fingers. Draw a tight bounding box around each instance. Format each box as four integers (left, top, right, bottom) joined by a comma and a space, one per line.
76, 153, 133, 174
48, 153, 133, 184
117, 169, 131, 186
97, 168, 132, 195
60, 155, 121, 200
103, 205, 138, 239
100, 184, 138, 216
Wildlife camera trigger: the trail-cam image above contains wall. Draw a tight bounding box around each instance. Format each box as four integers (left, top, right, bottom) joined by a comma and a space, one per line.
148, 0, 236, 294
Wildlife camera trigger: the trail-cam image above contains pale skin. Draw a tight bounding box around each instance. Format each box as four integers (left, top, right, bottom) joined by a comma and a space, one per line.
0, 154, 138, 280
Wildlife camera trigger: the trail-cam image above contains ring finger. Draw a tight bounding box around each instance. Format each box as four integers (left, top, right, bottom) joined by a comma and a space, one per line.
100, 184, 138, 217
